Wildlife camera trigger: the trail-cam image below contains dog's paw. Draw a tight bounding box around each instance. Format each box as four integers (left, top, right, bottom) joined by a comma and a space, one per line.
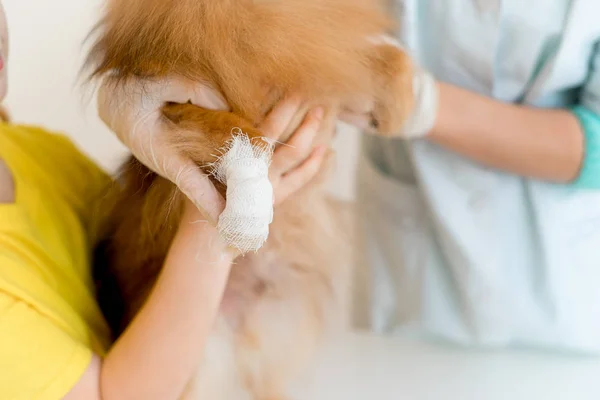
368, 43, 415, 136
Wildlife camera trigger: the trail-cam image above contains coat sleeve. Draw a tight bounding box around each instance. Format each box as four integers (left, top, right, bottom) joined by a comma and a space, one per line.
571, 40, 600, 188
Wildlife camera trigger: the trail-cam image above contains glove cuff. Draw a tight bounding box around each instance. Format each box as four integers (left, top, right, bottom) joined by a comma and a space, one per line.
401, 68, 439, 139
367, 34, 439, 139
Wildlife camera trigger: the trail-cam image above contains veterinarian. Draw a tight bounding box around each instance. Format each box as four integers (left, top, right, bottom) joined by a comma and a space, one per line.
0, 1, 327, 397
345, 0, 600, 353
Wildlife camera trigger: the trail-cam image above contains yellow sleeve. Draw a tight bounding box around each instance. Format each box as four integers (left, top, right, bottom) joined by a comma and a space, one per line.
0, 124, 114, 245
46, 133, 116, 246
0, 290, 93, 400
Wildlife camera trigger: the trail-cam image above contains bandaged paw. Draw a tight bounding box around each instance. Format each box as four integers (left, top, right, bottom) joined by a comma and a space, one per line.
211, 130, 274, 254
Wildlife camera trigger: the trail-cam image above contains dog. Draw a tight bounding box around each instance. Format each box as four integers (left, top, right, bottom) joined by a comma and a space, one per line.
86, 0, 413, 398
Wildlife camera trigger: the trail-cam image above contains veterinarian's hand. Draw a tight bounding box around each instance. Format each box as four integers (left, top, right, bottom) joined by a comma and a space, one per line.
258, 97, 329, 206
339, 35, 439, 139
97, 75, 229, 223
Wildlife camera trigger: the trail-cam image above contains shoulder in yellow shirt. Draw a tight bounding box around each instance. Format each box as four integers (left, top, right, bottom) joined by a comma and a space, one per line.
0, 123, 113, 400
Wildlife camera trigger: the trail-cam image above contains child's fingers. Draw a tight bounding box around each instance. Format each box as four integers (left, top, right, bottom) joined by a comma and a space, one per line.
258, 95, 303, 140
269, 106, 323, 178
273, 146, 327, 206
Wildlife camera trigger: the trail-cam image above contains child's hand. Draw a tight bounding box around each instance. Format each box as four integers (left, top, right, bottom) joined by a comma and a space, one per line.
259, 97, 328, 206
97, 75, 229, 223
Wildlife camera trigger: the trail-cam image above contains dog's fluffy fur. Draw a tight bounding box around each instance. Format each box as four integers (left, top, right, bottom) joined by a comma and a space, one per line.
87, 1, 413, 398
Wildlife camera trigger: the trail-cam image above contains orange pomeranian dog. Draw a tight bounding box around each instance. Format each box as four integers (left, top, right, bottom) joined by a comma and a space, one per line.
86, 0, 413, 398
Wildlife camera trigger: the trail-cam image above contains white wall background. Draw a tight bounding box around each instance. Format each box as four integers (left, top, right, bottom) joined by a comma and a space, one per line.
3, 0, 360, 202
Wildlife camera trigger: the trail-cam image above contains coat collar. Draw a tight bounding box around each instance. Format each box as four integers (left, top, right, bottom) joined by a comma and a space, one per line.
524, 0, 599, 103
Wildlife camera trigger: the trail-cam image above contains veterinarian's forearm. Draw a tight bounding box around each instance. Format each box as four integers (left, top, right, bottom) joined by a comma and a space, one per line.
428, 82, 584, 183
100, 202, 233, 400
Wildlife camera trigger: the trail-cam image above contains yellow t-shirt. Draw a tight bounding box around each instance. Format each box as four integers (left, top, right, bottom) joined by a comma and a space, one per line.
0, 123, 112, 399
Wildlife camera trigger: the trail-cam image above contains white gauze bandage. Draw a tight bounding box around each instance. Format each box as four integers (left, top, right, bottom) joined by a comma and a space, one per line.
211, 129, 274, 254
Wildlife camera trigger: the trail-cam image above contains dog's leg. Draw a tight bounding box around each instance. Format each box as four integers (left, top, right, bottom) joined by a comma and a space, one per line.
232, 265, 335, 400
182, 319, 253, 400
161, 103, 270, 164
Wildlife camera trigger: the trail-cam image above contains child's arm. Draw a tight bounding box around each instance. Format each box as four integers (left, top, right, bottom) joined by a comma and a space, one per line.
63, 96, 326, 400
66, 198, 233, 400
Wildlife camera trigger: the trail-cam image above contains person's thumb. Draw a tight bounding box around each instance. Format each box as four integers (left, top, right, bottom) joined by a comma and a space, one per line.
169, 159, 226, 224
160, 77, 230, 112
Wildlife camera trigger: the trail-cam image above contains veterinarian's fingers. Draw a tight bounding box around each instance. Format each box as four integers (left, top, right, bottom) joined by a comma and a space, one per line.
258, 95, 303, 139
270, 106, 323, 177
171, 159, 226, 224
274, 146, 327, 206
150, 76, 230, 111
186, 81, 230, 111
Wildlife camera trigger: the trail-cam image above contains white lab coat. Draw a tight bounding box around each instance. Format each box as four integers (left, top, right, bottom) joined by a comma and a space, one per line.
356, 0, 600, 353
